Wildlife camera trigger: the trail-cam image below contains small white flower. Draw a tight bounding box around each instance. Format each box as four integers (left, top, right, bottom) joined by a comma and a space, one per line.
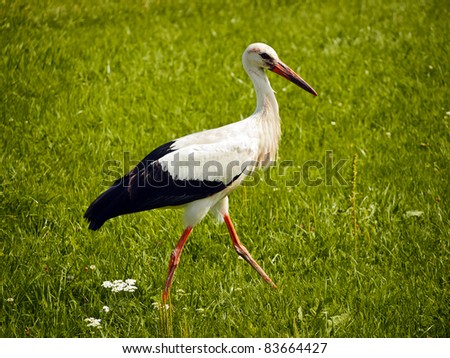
102, 279, 137, 292
89, 265, 96, 270
7, 297, 14, 303
111, 280, 126, 292
84, 317, 102, 329
331, 121, 336, 126
446, 111, 450, 116
102, 306, 110, 313
102, 281, 113, 288
123, 285, 137, 292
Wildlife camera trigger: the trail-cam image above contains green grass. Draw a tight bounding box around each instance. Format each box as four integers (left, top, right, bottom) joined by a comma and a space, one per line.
2, 0, 449, 338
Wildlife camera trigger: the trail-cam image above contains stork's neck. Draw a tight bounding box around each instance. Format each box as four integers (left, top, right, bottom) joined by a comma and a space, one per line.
246, 67, 279, 118
245, 66, 281, 166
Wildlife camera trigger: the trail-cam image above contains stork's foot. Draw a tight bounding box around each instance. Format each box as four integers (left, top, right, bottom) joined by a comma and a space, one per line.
224, 214, 277, 288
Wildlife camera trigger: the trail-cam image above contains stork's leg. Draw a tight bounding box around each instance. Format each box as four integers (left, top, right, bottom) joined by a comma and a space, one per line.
223, 214, 277, 288
162, 226, 193, 303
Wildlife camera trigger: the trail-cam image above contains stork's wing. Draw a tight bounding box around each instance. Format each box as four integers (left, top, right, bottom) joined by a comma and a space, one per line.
84, 137, 258, 230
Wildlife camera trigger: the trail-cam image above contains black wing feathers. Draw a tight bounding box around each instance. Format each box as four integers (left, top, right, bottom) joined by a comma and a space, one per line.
84, 140, 231, 230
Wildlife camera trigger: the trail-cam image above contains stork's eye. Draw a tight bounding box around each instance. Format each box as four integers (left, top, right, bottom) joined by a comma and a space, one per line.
260, 53, 272, 60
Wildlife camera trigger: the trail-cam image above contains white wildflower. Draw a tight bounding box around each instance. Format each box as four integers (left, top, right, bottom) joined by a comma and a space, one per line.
111, 280, 127, 292
123, 285, 137, 292
102, 279, 137, 293
89, 265, 96, 270
7, 297, 14, 303
102, 306, 110, 313
102, 281, 113, 288
84, 317, 102, 329
331, 121, 336, 126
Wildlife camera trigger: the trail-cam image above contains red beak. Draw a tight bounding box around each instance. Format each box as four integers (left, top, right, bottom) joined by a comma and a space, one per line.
270, 61, 317, 96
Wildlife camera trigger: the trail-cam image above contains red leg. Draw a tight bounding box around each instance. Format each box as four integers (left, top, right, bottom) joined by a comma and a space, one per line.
162, 226, 193, 303
224, 214, 277, 288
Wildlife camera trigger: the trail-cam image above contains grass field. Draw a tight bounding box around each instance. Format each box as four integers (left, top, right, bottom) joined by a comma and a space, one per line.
2, 0, 449, 338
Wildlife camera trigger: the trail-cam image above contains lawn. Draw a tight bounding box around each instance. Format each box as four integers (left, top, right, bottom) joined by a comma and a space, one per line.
2, 0, 449, 337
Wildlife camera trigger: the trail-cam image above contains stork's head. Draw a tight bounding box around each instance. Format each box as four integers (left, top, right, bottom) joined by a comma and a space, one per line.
243, 43, 317, 96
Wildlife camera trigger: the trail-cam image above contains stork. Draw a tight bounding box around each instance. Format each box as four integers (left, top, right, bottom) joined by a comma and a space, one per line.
84, 43, 317, 303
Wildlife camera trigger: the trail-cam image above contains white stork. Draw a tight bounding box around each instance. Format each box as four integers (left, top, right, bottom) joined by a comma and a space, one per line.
84, 43, 317, 303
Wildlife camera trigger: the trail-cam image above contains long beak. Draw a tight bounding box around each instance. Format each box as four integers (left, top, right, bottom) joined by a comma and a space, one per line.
270, 60, 317, 96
